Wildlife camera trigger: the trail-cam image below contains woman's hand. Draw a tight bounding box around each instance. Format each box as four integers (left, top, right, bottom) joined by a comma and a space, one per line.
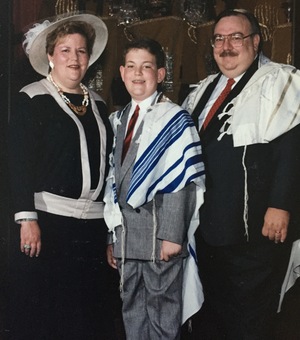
160, 240, 182, 262
20, 220, 41, 257
107, 244, 117, 269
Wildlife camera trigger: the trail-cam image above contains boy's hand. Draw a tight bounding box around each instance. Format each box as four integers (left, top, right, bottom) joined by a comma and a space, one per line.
107, 244, 117, 269
160, 240, 182, 262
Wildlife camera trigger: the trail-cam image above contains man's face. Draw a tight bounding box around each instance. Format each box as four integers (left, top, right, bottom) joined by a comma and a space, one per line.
213, 15, 260, 78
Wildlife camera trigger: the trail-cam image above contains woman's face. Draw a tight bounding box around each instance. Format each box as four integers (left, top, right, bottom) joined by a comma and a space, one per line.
48, 33, 89, 91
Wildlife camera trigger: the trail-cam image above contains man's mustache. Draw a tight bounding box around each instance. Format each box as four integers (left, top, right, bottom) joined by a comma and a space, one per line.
219, 50, 239, 57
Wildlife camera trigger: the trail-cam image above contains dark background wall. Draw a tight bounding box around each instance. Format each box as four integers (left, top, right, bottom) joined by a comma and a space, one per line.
0, 0, 11, 337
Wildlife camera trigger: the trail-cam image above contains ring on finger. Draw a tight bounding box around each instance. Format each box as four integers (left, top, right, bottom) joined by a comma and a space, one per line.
24, 244, 31, 249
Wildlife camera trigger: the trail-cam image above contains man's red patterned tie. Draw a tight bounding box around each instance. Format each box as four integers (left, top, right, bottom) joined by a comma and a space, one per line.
202, 78, 235, 131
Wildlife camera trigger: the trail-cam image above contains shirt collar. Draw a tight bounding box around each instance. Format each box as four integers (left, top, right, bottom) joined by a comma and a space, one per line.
131, 91, 158, 113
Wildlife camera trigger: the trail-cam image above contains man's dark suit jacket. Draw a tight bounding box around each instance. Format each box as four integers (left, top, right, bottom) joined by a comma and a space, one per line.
192, 58, 300, 246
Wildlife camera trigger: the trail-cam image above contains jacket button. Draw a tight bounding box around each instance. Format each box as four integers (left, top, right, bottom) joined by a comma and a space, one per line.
135, 208, 140, 213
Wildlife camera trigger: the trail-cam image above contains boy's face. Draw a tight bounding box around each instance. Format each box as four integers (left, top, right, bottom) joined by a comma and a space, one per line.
120, 48, 165, 103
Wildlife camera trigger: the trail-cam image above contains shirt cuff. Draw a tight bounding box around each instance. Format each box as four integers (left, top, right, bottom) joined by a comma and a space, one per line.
15, 211, 38, 223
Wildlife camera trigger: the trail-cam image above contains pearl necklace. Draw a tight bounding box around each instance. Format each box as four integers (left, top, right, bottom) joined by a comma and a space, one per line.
47, 73, 89, 116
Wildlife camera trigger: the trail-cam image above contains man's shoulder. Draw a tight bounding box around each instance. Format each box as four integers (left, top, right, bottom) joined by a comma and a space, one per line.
244, 59, 299, 90
194, 73, 219, 87
182, 73, 219, 111
259, 59, 298, 76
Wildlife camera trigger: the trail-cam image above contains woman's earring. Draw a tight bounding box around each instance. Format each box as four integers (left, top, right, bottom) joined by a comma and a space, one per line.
49, 61, 54, 69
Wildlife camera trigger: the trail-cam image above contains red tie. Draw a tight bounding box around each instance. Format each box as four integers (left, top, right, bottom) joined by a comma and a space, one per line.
202, 78, 235, 131
122, 105, 140, 163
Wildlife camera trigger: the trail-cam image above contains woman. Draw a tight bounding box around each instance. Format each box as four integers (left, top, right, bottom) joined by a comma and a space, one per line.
8, 14, 118, 340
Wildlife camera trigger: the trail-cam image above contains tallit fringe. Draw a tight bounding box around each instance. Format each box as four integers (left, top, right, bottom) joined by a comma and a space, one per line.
151, 197, 157, 263
242, 145, 249, 241
119, 220, 126, 296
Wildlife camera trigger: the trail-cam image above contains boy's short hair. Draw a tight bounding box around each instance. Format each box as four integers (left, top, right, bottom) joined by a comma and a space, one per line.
122, 38, 165, 69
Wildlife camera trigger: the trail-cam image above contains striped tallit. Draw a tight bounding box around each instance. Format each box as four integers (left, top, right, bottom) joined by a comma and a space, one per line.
104, 97, 205, 324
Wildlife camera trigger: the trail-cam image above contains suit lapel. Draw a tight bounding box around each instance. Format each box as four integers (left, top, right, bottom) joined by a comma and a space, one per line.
191, 74, 221, 129
115, 106, 129, 188
115, 105, 144, 188
119, 123, 143, 183
115, 92, 162, 189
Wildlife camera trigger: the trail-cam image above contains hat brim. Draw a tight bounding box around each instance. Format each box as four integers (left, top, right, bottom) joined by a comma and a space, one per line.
28, 14, 108, 76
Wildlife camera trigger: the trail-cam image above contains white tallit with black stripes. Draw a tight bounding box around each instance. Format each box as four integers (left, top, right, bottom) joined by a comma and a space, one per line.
184, 55, 300, 241
219, 58, 300, 146
185, 54, 300, 146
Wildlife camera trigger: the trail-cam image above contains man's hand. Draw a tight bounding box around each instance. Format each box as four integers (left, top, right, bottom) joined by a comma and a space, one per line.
262, 207, 290, 243
160, 240, 182, 262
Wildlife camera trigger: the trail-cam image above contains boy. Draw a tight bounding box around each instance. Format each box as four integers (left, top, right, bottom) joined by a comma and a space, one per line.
104, 38, 205, 339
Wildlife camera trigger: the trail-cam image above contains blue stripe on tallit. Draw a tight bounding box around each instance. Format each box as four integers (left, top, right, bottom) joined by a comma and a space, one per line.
126, 110, 203, 203
127, 111, 194, 197
145, 151, 204, 198
136, 110, 193, 174
189, 243, 198, 263
128, 112, 191, 193
112, 183, 118, 204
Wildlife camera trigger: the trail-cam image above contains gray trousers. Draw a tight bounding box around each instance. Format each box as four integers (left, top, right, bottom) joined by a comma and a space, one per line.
118, 258, 183, 340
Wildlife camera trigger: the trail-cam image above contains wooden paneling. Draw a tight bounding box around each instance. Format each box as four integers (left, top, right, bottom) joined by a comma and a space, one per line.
13, 0, 43, 34
293, 0, 300, 68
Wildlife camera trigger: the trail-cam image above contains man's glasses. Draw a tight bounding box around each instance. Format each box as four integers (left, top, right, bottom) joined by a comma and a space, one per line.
211, 33, 255, 48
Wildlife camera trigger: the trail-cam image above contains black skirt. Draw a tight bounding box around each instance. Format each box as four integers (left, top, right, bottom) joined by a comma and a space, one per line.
8, 211, 121, 340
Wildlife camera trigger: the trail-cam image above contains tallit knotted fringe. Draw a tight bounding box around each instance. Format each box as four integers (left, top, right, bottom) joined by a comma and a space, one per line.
119, 220, 126, 296
242, 145, 249, 241
151, 197, 158, 263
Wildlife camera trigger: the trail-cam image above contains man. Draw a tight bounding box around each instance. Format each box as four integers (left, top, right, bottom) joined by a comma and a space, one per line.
183, 8, 300, 339
104, 38, 205, 340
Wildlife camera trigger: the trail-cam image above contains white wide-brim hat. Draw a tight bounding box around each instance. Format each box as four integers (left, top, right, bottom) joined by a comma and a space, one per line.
23, 13, 108, 76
